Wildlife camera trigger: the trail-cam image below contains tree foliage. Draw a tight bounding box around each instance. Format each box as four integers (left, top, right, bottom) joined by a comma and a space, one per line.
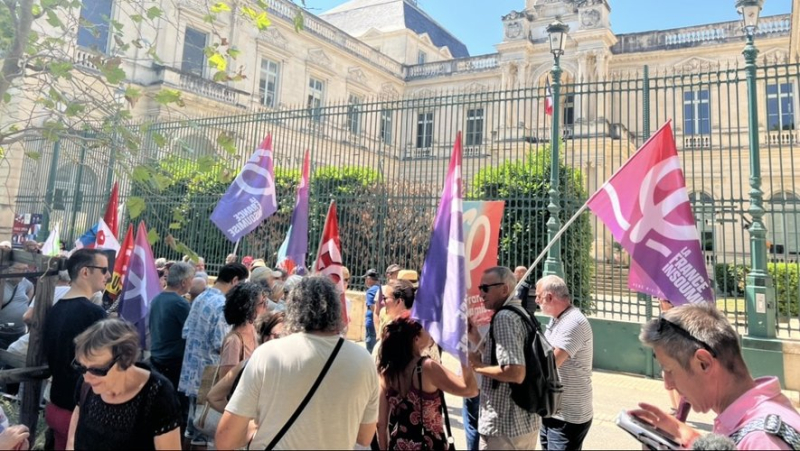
471, 144, 595, 312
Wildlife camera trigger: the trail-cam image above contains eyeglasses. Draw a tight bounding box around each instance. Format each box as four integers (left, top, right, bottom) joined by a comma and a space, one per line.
72, 355, 119, 377
658, 317, 717, 358
478, 282, 505, 293
86, 265, 109, 275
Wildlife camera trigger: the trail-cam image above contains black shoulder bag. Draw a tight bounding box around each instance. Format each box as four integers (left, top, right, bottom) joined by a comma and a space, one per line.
261, 337, 345, 451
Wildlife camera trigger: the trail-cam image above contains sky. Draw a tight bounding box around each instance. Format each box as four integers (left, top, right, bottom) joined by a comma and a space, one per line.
303, 0, 793, 56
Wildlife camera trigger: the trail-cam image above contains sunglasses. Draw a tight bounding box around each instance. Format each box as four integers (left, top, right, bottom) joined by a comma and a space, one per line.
72, 355, 120, 377
658, 317, 717, 358
478, 282, 505, 293
86, 265, 109, 275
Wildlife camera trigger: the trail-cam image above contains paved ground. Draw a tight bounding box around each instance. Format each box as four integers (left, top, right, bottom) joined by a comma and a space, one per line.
440, 366, 717, 450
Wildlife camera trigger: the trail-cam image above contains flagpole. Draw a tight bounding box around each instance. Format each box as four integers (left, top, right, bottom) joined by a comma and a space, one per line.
233, 238, 241, 257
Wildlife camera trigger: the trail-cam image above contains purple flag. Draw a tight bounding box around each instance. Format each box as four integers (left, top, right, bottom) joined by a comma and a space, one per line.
586, 121, 714, 305
210, 135, 278, 242
411, 133, 467, 364
279, 149, 310, 274
118, 221, 161, 348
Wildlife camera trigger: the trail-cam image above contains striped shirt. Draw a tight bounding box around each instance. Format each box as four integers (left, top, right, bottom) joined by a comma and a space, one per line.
545, 306, 594, 424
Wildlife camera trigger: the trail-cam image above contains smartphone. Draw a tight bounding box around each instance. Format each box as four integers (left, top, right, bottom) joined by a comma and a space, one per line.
615, 410, 685, 450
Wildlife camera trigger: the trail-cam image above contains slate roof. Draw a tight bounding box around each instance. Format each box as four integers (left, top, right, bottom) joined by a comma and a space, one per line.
320, 0, 470, 58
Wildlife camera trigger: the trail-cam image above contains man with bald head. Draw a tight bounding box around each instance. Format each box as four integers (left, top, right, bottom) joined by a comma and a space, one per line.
535, 275, 594, 450
187, 277, 207, 303
514, 266, 527, 282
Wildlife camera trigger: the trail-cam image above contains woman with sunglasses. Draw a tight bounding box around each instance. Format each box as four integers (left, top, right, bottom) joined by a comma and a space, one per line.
207, 311, 285, 413
67, 319, 182, 450
377, 315, 478, 450
219, 283, 268, 380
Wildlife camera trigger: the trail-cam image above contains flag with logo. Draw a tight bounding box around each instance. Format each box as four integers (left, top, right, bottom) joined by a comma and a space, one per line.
103, 182, 119, 238
411, 132, 467, 364
545, 78, 554, 116
41, 223, 61, 256
105, 225, 134, 301
586, 121, 713, 306
118, 222, 161, 348
277, 149, 310, 274
210, 134, 278, 242
313, 201, 348, 325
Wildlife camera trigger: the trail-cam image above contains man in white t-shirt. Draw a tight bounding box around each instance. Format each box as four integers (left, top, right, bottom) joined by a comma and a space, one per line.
217, 276, 379, 450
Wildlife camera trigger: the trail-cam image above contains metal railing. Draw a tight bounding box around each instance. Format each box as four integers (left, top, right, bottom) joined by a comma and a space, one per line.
13, 63, 800, 337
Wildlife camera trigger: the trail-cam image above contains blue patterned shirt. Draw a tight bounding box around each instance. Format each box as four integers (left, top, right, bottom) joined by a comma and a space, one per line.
178, 287, 230, 397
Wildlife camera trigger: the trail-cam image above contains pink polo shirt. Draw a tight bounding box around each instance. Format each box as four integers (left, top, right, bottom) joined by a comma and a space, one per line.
713, 376, 800, 450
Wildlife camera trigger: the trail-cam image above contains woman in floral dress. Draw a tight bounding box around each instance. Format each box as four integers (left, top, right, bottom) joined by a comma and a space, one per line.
376, 315, 478, 450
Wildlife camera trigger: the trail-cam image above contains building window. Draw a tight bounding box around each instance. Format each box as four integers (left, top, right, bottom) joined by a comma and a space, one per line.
76, 0, 113, 53
416, 112, 433, 148
767, 83, 795, 131
684, 90, 711, 135
307, 78, 325, 122
563, 94, 575, 127
466, 108, 484, 146
417, 51, 427, 65
380, 109, 393, 145
181, 27, 208, 77
346, 95, 362, 135
259, 59, 281, 108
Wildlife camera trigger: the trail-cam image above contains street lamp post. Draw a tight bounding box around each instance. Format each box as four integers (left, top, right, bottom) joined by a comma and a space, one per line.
543, 19, 568, 278
738, 0, 776, 338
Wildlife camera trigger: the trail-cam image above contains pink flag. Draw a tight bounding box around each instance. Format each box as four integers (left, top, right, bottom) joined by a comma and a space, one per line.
545, 78, 554, 116
586, 121, 714, 306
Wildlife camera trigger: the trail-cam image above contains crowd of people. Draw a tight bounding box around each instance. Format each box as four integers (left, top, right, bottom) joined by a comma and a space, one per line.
1, 237, 800, 450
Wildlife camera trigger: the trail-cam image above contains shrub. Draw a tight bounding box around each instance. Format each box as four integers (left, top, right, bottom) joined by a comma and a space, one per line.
769, 262, 800, 317
470, 143, 594, 313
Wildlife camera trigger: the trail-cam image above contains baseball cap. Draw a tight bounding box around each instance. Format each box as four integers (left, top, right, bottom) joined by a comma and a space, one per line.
363, 268, 379, 279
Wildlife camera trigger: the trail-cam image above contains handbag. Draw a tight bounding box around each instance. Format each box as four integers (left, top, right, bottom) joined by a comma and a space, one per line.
258, 337, 344, 451
194, 332, 245, 436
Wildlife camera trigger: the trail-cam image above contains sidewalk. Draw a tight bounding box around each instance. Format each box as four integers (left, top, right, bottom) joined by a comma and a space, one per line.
441, 369, 716, 450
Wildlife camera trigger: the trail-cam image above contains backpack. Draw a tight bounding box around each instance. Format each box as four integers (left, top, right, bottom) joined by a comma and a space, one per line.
489, 304, 563, 418
729, 414, 800, 450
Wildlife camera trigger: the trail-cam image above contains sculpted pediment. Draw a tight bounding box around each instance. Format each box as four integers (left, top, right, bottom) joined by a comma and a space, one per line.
307, 48, 332, 69
674, 56, 719, 72
347, 67, 369, 86
379, 83, 400, 100
258, 28, 288, 50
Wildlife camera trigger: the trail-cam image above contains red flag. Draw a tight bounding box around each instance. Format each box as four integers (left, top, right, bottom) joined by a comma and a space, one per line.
545, 78, 554, 116
103, 182, 119, 238
313, 201, 348, 326
105, 225, 134, 300
585, 121, 713, 305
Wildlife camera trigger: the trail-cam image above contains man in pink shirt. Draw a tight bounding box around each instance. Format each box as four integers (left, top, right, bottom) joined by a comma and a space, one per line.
629, 303, 800, 449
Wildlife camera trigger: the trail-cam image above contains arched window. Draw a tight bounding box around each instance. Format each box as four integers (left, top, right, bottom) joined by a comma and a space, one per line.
769, 191, 800, 255
689, 192, 715, 251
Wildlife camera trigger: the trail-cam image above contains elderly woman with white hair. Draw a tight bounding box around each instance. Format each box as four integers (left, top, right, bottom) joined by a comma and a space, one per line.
217, 276, 379, 450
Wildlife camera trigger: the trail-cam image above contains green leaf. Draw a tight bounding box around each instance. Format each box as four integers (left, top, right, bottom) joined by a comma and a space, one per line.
152, 132, 167, 148
254, 12, 270, 30
64, 102, 85, 117
48, 61, 73, 79
210, 2, 230, 13
255, 0, 268, 10
147, 229, 160, 245
31, 4, 42, 16
152, 173, 172, 191
146, 6, 162, 19
124, 86, 141, 107
240, 6, 256, 19
3, 93, 11, 104
227, 48, 241, 59
154, 89, 184, 107
216, 132, 236, 155
130, 14, 143, 23
212, 71, 228, 82
168, 222, 182, 230
110, 20, 123, 31
127, 196, 146, 219
208, 53, 227, 71
293, 11, 304, 32
25, 151, 41, 160
101, 64, 126, 84
132, 165, 152, 183
45, 10, 62, 28
202, 14, 216, 23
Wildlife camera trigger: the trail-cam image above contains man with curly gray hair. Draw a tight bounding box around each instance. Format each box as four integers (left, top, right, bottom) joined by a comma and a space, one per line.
217, 276, 378, 450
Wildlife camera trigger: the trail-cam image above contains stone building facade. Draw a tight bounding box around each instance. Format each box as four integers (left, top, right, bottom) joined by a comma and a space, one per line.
2, 0, 799, 261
